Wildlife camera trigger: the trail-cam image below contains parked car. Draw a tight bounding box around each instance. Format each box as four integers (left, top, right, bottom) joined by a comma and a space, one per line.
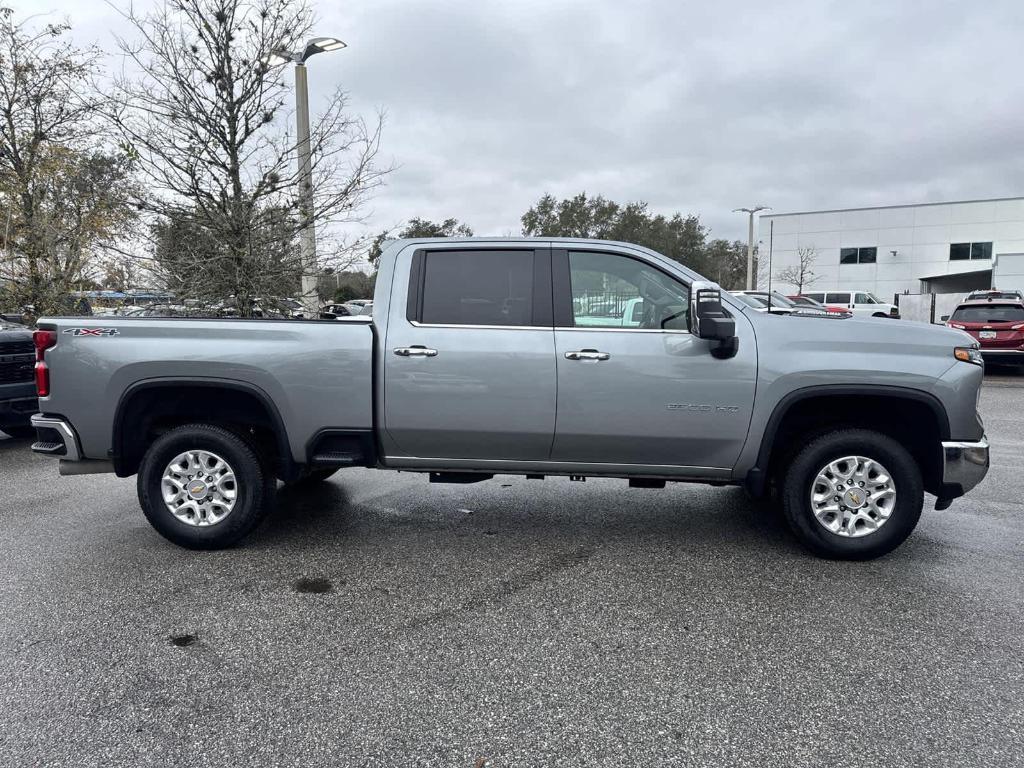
0, 318, 37, 438
788, 295, 848, 314
802, 290, 899, 319
31, 238, 988, 560
320, 303, 356, 317
347, 301, 373, 316
964, 288, 1024, 302
943, 299, 1024, 364
733, 291, 835, 316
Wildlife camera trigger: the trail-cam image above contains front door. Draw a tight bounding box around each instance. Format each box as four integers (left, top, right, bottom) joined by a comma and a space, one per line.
383, 246, 556, 461
550, 248, 757, 470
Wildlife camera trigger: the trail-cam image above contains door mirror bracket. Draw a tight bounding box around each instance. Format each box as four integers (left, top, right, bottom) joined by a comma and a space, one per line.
689, 281, 738, 359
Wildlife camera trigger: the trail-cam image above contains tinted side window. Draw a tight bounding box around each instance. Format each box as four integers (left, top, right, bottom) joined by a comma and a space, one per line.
826, 292, 850, 304
805, 293, 825, 302
420, 250, 534, 326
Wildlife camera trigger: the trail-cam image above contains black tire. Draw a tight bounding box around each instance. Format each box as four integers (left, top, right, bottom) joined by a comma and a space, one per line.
1, 424, 35, 439
781, 429, 923, 560
137, 423, 273, 550
287, 467, 339, 486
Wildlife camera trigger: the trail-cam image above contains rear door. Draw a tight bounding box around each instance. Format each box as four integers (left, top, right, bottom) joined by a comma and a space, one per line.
549, 248, 757, 470
382, 246, 556, 461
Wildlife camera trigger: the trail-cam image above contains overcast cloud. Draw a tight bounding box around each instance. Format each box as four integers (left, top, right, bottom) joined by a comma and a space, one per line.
34, 0, 1024, 244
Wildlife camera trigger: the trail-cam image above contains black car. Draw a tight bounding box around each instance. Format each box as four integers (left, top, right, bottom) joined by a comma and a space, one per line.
0, 318, 37, 438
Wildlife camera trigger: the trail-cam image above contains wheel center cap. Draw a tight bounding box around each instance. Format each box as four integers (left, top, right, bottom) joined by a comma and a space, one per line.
187, 481, 208, 500
843, 488, 866, 509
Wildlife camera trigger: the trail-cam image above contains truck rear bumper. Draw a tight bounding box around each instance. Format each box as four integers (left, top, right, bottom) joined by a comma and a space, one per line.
939, 436, 989, 502
30, 414, 81, 460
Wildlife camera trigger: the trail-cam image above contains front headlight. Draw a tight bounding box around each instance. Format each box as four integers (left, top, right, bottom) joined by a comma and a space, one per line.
954, 346, 984, 366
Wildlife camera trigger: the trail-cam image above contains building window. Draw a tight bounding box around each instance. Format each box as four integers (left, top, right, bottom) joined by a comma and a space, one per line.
840, 246, 877, 265
950, 242, 992, 261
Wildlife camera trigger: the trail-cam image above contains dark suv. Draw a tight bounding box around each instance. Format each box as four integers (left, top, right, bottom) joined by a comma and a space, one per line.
0, 318, 37, 438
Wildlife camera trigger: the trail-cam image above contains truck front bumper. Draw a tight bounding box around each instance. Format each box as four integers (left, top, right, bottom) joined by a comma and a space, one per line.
937, 436, 989, 506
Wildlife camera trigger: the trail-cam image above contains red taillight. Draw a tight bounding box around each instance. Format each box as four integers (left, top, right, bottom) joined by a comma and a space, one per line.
33, 329, 57, 397
35, 362, 49, 397
33, 329, 56, 360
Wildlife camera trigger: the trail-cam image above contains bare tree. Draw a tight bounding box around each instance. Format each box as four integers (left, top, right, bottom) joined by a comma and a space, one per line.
109, 0, 389, 316
0, 8, 137, 317
775, 245, 819, 294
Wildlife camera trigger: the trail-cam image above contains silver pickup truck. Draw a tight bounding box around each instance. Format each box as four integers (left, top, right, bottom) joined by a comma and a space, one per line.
30, 238, 989, 559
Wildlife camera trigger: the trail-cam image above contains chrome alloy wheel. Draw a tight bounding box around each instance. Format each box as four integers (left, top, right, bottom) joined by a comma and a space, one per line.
809, 455, 896, 538
161, 450, 237, 527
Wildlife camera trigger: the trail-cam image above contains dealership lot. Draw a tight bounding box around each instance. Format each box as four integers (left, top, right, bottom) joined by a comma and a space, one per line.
1, 374, 1022, 767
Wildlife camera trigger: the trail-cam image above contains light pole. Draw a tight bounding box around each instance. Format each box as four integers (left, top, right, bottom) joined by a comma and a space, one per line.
266, 37, 347, 317
733, 205, 770, 290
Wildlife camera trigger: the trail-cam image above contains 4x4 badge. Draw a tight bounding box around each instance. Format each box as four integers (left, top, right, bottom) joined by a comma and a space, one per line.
62, 328, 119, 337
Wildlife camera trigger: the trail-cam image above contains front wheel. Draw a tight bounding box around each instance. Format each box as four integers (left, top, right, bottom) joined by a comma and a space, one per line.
781, 429, 923, 560
137, 423, 273, 549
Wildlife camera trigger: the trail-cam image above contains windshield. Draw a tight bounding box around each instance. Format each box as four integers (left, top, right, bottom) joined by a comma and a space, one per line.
790, 296, 822, 307
734, 293, 767, 308
766, 292, 797, 308
951, 304, 1024, 323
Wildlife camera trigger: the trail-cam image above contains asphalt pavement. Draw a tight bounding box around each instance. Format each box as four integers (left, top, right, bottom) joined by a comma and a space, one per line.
1, 374, 1022, 767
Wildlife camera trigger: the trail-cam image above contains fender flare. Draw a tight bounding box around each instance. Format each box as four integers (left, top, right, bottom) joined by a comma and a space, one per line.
111, 377, 294, 477
745, 384, 950, 496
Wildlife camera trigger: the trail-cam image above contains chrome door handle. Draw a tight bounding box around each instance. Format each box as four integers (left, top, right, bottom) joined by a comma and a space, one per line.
565, 349, 610, 361
394, 346, 438, 357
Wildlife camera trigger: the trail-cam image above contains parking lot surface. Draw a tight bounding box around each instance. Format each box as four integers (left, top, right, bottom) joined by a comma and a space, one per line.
1, 374, 1022, 767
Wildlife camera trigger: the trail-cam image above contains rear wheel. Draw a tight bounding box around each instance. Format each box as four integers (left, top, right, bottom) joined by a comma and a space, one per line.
781, 428, 923, 560
1, 424, 35, 439
137, 423, 272, 549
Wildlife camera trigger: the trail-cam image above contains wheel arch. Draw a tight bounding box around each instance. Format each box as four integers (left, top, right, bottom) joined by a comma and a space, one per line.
746, 385, 950, 498
112, 377, 297, 480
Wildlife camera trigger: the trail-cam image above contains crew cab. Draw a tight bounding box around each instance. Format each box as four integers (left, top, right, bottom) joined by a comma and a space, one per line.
31, 238, 989, 559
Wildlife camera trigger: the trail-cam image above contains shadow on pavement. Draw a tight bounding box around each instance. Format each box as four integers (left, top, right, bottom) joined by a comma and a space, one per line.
247, 475, 801, 559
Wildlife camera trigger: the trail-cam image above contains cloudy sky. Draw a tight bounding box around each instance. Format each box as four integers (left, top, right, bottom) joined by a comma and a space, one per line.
34, 0, 1024, 243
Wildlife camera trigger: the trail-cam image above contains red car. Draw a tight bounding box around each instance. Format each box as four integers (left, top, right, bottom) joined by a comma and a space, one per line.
787, 295, 848, 314
944, 299, 1024, 364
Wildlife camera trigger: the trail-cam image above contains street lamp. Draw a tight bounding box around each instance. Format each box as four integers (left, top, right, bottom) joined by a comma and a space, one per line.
265, 37, 347, 317
733, 205, 770, 290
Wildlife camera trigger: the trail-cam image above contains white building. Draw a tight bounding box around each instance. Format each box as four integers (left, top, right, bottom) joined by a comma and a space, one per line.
758, 197, 1024, 300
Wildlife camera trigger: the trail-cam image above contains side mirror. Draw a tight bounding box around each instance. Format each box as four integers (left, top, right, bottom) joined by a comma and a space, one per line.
940, 315, 949, 322
689, 281, 738, 359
